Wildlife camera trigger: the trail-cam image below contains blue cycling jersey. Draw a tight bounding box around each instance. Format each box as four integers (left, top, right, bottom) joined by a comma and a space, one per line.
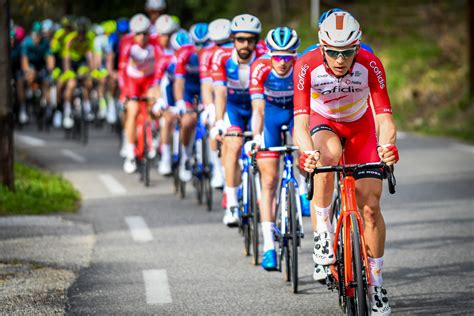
21, 36, 51, 69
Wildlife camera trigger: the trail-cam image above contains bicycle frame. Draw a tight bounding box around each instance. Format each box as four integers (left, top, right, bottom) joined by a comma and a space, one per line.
134, 99, 153, 160
272, 146, 304, 239
330, 173, 371, 292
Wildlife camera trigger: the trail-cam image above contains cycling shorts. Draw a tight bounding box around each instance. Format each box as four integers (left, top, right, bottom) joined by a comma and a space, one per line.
224, 101, 252, 132
310, 109, 383, 179
125, 75, 155, 98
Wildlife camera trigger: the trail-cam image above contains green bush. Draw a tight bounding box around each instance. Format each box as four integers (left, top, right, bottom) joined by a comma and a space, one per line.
0, 163, 81, 215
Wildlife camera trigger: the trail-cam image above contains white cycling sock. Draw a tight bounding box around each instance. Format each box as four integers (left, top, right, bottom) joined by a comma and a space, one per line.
368, 257, 384, 287
225, 186, 239, 209
161, 144, 171, 160
315, 204, 333, 233
211, 151, 223, 173
126, 143, 135, 159
261, 221, 275, 252
64, 102, 71, 115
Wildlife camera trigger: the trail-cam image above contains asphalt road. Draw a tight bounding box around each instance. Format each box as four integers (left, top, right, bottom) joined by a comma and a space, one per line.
14, 125, 474, 315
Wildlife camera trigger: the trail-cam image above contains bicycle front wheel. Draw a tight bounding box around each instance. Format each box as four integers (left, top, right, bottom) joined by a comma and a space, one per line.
249, 171, 259, 265
350, 213, 369, 315
288, 182, 299, 293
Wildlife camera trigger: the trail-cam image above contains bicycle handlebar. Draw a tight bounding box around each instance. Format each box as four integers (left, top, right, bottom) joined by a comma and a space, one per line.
306, 162, 396, 200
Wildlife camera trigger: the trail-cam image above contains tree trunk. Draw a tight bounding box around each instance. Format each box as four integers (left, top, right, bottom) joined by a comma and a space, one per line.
0, 0, 14, 190
470, 0, 474, 101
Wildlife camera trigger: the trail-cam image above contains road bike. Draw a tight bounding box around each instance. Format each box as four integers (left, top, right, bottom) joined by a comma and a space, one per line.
307, 161, 396, 314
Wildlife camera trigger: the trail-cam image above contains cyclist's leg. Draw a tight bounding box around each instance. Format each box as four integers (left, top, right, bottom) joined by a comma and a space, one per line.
309, 113, 343, 272
178, 90, 198, 182
345, 110, 391, 314
158, 78, 175, 175
222, 103, 248, 226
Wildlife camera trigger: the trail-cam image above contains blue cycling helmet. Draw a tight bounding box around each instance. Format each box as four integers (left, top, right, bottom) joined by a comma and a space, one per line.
170, 30, 193, 50
265, 27, 300, 52
117, 18, 129, 34
318, 8, 344, 26
189, 22, 209, 44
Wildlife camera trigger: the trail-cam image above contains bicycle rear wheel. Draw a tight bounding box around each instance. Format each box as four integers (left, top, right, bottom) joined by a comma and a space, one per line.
350, 213, 369, 315
288, 182, 299, 293
249, 171, 259, 265
202, 136, 213, 211
143, 125, 150, 187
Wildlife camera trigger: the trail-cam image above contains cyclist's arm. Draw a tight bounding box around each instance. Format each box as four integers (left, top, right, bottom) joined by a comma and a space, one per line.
376, 113, 397, 147
293, 114, 314, 152
249, 59, 271, 135
173, 77, 185, 102
214, 85, 227, 121
21, 55, 30, 73
63, 38, 73, 72
201, 82, 213, 107
46, 55, 55, 72
251, 98, 265, 135
293, 57, 314, 152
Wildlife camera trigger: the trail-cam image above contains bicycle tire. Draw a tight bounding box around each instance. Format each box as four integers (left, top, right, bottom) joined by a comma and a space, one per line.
350, 213, 369, 315
250, 171, 259, 265
173, 165, 180, 194
180, 179, 186, 199
202, 136, 213, 211
288, 182, 299, 293
143, 125, 150, 187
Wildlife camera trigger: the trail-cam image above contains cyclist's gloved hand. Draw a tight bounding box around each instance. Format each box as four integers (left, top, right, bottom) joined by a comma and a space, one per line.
377, 143, 399, 166
299, 150, 320, 173
172, 99, 187, 115
152, 98, 167, 115
203, 103, 216, 125
210, 119, 225, 140
244, 134, 262, 157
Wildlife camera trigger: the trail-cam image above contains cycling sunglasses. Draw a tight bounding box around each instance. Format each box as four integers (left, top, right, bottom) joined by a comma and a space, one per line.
271, 55, 295, 63
234, 36, 258, 44
134, 31, 149, 36
324, 47, 357, 59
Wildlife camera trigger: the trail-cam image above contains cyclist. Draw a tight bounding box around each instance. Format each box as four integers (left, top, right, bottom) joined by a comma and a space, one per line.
173, 22, 209, 182
200, 18, 233, 189
120, 14, 160, 173
60, 17, 95, 128
150, 15, 181, 175
244, 27, 301, 270
294, 11, 397, 315
49, 16, 74, 124
92, 20, 116, 120
20, 21, 53, 124
10, 25, 26, 124
211, 14, 265, 226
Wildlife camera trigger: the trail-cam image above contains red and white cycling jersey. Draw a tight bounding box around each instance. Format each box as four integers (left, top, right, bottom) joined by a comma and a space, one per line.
293, 48, 392, 122
199, 43, 216, 83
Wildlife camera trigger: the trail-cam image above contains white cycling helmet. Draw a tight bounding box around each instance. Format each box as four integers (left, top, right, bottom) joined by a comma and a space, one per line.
318, 11, 361, 47
208, 18, 231, 43
41, 19, 54, 34
231, 14, 262, 35
145, 0, 166, 11
155, 14, 179, 35
130, 14, 151, 34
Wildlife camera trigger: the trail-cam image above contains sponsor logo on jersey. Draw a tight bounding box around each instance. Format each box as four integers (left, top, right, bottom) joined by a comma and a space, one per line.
312, 92, 320, 99
297, 64, 310, 90
369, 61, 385, 89
251, 78, 259, 86
316, 85, 363, 95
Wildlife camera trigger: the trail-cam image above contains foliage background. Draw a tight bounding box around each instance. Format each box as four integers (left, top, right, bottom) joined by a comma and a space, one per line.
10, 0, 473, 142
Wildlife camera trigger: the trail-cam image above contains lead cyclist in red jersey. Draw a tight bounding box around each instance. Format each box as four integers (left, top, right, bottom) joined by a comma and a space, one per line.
293, 11, 398, 316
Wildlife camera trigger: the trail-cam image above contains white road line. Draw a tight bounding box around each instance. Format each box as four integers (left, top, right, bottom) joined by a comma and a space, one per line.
98, 174, 127, 195
61, 149, 86, 163
453, 143, 474, 155
125, 216, 153, 242
15, 134, 45, 147
143, 270, 172, 304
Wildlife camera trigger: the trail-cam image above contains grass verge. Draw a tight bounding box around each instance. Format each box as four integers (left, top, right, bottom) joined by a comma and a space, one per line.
0, 163, 81, 215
